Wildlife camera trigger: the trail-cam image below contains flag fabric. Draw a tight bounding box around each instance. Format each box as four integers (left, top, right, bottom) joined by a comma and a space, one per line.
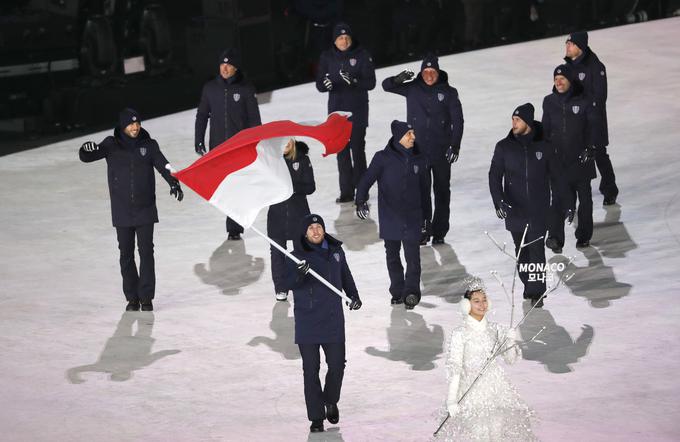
174, 113, 352, 228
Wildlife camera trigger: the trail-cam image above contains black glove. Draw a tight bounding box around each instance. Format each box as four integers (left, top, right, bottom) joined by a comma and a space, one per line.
296, 260, 310, 276
579, 146, 596, 164
445, 146, 459, 164
356, 201, 370, 220
82, 141, 98, 152
170, 180, 184, 201
394, 69, 415, 84
565, 208, 575, 225
495, 200, 512, 219
195, 142, 206, 156
323, 74, 333, 91
346, 298, 362, 310
339, 70, 353, 85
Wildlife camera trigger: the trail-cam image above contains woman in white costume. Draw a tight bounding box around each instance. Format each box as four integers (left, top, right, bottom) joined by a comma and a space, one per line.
438, 276, 537, 441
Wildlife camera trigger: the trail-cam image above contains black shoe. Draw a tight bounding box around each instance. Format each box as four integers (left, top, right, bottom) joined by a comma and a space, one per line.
310, 420, 324, 432
576, 240, 590, 249
404, 293, 420, 310
227, 233, 242, 240
545, 237, 563, 254
420, 235, 430, 246
391, 296, 404, 305
335, 195, 354, 203
126, 300, 140, 311
531, 296, 544, 308
325, 404, 339, 424
603, 196, 617, 206
141, 302, 153, 311
432, 237, 445, 245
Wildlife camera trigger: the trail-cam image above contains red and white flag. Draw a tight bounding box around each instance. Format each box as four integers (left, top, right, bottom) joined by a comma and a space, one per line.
174, 113, 352, 228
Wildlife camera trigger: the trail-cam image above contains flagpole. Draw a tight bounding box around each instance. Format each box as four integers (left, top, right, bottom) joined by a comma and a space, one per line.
249, 226, 353, 304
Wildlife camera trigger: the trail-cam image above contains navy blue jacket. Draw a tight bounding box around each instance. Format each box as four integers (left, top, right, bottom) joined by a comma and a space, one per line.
565, 47, 608, 146
489, 122, 573, 233
541, 83, 602, 182
267, 150, 316, 240
79, 127, 175, 227
355, 139, 429, 242
315, 42, 376, 127
382, 70, 464, 160
195, 72, 262, 150
283, 235, 360, 345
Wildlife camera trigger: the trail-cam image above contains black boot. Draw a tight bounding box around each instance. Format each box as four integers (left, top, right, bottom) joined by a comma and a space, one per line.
126, 300, 140, 311
310, 420, 324, 432
390, 296, 404, 305
325, 404, 339, 424
335, 195, 354, 204
545, 237, 563, 254
141, 301, 153, 311
404, 293, 420, 310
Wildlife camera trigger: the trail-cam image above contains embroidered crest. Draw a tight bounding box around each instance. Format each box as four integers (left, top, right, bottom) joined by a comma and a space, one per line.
223, 57, 229, 63
414, 164, 419, 174
535, 151, 543, 160
340, 29, 346, 34
292, 162, 299, 171
556, 68, 562, 74
426, 62, 432, 67
349, 58, 357, 66
578, 72, 586, 81
514, 110, 519, 115
437, 93, 445, 102
233, 93, 240, 102
572, 105, 580, 114
132, 116, 137, 121
333, 252, 340, 262
600, 70, 605, 76
139, 147, 147, 157
312, 216, 318, 222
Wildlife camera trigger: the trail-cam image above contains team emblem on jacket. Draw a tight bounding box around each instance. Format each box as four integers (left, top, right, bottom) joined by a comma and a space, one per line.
535, 151, 542, 160
579, 72, 586, 81
233, 93, 240, 102
572, 105, 580, 114
292, 162, 299, 171
350, 58, 357, 66
333, 252, 340, 262
437, 93, 445, 102
413, 164, 419, 174
139, 147, 147, 157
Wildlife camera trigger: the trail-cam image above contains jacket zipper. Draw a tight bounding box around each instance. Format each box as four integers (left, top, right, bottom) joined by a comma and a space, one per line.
524, 145, 530, 229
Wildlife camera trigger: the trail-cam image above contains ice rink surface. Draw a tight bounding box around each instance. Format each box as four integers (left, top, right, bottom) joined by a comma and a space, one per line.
2, 17, 680, 442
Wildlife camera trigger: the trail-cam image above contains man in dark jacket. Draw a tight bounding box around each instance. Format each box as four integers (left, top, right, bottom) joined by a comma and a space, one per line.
542, 64, 602, 252
355, 121, 428, 309
564, 31, 619, 205
489, 103, 574, 307
194, 48, 262, 239
382, 54, 464, 245
79, 108, 184, 312
267, 139, 316, 302
283, 214, 361, 433
316, 22, 376, 203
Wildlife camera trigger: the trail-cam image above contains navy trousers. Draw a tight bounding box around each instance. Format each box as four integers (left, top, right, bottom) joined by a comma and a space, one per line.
298, 342, 346, 421
336, 124, 367, 198
115, 223, 155, 303
384, 239, 421, 300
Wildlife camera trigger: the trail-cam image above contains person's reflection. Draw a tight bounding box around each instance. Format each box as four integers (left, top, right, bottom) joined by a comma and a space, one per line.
306, 427, 345, 442
365, 307, 443, 371
332, 202, 380, 251
247, 301, 299, 360
194, 239, 264, 296
518, 302, 593, 373
592, 205, 638, 258
549, 248, 632, 308
66, 312, 180, 383
420, 242, 471, 303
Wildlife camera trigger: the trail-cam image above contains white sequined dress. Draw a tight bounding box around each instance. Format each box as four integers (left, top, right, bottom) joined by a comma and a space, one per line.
437, 315, 537, 441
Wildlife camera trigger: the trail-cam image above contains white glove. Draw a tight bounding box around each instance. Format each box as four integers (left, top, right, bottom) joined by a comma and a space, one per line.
323, 75, 333, 91
82, 141, 98, 152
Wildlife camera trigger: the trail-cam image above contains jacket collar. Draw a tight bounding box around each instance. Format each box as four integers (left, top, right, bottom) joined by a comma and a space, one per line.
466, 314, 488, 330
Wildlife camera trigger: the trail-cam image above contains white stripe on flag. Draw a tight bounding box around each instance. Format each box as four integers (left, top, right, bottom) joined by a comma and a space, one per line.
208, 137, 293, 228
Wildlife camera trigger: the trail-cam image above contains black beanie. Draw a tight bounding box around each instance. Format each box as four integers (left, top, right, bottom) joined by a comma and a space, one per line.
567, 31, 588, 50
391, 120, 413, 141
301, 213, 325, 234
218, 48, 241, 69
118, 108, 140, 128
553, 63, 574, 81
333, 22, 352, 41
513, 103, 534, 125
421, 53, 439, 72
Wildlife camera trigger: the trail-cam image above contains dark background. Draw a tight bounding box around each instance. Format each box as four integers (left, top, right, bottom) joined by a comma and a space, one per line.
1, 0, 677, 155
